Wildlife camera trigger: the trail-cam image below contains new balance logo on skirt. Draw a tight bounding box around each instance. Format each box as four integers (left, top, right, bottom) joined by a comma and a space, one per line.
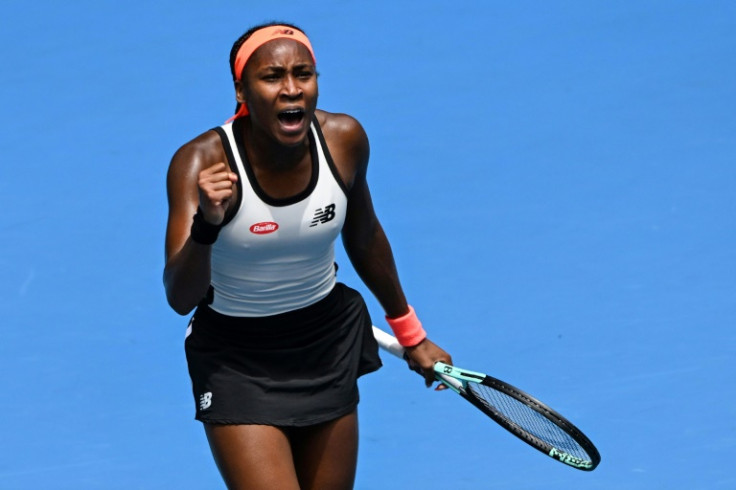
199, 392, 212, 410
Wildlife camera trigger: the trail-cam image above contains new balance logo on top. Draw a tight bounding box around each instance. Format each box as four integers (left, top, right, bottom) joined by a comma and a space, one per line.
310, 204, 336, 227
199, 392, 212, 411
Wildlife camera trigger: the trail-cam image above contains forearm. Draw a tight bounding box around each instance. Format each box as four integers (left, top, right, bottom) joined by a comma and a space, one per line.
344, 222, 409, 318
164, 239, 212, 315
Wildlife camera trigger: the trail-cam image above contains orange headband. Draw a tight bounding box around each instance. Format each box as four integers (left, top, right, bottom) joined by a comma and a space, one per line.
227, 25, 316, 122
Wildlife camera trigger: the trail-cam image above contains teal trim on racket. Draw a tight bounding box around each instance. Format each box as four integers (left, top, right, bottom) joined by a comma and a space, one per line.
433, 362, 485, 393
435, 361, 485, 382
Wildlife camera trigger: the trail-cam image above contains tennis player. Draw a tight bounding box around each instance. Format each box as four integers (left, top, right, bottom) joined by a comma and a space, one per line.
164, 22, 452, 489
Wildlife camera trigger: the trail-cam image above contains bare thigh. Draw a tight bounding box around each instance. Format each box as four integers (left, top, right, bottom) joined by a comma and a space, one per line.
290, 410, 359, 490
204, 423, 300, 490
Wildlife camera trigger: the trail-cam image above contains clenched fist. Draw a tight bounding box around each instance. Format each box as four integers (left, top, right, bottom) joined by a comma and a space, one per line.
197, 162, 238, 225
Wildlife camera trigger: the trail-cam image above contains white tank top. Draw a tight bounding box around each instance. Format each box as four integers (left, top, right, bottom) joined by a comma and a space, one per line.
208, 119, 348, 317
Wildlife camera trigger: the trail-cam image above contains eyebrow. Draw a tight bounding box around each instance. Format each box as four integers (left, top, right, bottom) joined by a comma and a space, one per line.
260, 62, 315, 71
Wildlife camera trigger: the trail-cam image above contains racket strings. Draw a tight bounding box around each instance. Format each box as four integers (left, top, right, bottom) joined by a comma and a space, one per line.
468, 383, 589, 460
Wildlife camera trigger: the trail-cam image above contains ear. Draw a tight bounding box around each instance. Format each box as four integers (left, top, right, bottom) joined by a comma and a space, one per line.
235, 81, 247, 104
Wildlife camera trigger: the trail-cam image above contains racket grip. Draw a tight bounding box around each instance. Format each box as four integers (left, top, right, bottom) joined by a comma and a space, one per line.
373, 326, 421, 373
372, 326, 405, 358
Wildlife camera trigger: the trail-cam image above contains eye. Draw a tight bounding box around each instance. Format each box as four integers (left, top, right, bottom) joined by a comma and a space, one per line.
259, 69, 285, 82
292, 64, 315, 79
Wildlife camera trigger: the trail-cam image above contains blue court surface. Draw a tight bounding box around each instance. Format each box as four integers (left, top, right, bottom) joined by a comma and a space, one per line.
1, 1, 734, 488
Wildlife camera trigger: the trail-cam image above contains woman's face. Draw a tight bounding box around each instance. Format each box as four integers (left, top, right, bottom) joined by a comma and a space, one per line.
238, 39, 318, 147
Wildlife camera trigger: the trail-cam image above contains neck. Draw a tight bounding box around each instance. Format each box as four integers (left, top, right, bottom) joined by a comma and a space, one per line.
240, 118, 310, 172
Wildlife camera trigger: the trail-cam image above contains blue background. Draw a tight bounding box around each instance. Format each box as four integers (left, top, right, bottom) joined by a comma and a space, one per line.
1, 1, 734, 488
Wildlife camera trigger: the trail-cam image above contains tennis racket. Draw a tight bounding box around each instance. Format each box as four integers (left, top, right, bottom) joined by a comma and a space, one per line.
373, 326, 601, 471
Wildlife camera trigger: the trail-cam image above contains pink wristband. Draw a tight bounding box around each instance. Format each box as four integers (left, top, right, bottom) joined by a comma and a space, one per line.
386, 305, 427, 347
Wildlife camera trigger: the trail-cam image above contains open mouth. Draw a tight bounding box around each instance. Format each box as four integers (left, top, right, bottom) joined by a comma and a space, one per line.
277, 108, 305, 127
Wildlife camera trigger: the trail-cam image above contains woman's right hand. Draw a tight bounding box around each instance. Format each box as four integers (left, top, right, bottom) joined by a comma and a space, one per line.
197, 162, 238, 225
405, 337, 453, 389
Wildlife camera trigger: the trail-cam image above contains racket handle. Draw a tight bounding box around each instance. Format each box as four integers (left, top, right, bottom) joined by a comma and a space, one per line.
372, 325, 405, 358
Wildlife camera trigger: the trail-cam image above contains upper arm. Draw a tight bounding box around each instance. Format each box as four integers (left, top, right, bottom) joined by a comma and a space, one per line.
315, 111, 377, 252
318, 110, 370, 192
342, 173, 378, 250
329, 116, 377, 253
164, 131, 222, 262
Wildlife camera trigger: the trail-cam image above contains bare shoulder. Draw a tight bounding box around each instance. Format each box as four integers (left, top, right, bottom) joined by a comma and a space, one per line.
317, 109, 368, 143
316, 108, 363, 132
169, 130, 224, 174
315, 110, 370, 188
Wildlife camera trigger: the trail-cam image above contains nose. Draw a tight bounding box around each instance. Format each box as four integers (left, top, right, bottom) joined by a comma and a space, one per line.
282, 75, 302, 99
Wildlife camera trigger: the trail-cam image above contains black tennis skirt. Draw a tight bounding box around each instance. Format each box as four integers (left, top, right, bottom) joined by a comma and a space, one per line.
184, 283, 382, 427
